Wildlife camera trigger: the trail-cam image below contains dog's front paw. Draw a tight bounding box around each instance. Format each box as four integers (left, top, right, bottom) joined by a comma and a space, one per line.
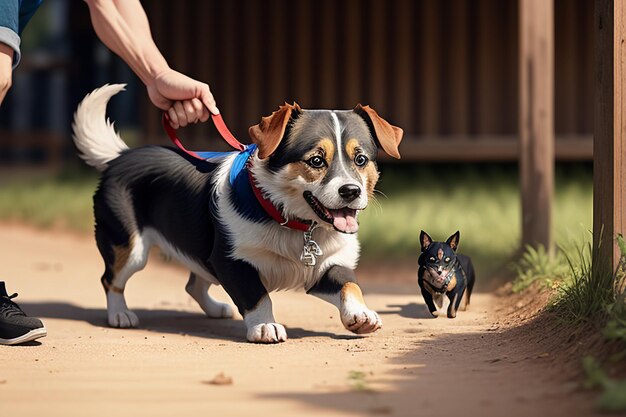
108, 310, 139, 328
341, 308, 382, 334
247, 323, 288, 343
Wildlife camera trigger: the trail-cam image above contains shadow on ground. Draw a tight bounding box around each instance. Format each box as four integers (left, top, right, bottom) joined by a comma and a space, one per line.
19, 302, 362, 342
258, 307, 598, 417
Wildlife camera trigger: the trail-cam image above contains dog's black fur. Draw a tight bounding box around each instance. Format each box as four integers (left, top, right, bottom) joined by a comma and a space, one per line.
417, 231, 476, 318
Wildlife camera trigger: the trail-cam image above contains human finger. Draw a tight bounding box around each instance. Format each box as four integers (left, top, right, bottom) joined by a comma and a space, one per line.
174, 101, 189, 127
199, 83, 219, 115
167, 107, 180, 129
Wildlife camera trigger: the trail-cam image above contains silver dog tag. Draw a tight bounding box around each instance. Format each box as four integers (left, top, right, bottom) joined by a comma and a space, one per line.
300, 224, 322, 267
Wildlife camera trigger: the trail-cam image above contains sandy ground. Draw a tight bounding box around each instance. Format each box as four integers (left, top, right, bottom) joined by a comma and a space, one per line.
0, 224, 601, 417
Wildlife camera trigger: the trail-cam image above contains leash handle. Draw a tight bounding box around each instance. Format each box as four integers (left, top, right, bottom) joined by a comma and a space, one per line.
162, 112, 246, 160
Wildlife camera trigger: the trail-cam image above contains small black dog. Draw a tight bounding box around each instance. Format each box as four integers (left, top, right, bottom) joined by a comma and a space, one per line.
417, 231, 475, 318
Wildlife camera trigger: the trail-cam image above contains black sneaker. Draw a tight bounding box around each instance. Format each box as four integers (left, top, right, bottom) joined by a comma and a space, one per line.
0, 282, 47, 345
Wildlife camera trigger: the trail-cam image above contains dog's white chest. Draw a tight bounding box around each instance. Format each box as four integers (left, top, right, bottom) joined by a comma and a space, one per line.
213, 153, 360, 291
227, 220, 360, 291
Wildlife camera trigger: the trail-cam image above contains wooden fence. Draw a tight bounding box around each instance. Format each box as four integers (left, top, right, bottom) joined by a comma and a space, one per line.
142, 0, 594, 160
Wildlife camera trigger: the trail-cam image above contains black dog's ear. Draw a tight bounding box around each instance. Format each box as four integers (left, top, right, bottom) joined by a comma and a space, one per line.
420, 230, 433, 252
249, 102, 301, 159
446, 231, 460, 251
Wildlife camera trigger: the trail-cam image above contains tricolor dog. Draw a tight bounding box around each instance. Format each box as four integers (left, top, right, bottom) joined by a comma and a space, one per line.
417, 231, 476, 318
72, 84, 403, 343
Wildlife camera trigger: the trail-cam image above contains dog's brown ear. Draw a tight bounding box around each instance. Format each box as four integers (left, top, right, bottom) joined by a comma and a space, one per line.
354, 104, 403, 159
446, 231, 460, 251
249, 102, 301, 159
420, 230, 433, 252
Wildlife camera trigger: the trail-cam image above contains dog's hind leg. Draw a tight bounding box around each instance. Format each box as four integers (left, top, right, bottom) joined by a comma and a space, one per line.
185, 273, 234, 318
98, 231, 148, 328
459, 292, 469, 311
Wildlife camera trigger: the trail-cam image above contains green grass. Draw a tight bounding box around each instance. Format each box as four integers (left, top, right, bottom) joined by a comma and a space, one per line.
0, 163, 592, 278
0, 168, 98, 232
359, 163, 592, 276
515, 233, 626, 413
510, 245, 570, 292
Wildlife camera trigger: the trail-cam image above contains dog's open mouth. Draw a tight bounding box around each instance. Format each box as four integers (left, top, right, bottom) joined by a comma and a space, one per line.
303, 191, 359, 234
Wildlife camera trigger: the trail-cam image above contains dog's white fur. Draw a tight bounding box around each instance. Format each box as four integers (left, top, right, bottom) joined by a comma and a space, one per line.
72, 84, 129, 171
73, 84, 381, 342
185, 275, 234, 319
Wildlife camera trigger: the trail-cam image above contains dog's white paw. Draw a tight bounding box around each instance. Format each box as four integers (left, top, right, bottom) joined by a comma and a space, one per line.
205, 302, 234, 319
108, 310, 139, 328
342, 308, 382, 334
247, 323, 288, 343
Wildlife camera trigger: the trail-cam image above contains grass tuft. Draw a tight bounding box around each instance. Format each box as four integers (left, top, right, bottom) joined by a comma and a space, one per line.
510, 245, 569, 292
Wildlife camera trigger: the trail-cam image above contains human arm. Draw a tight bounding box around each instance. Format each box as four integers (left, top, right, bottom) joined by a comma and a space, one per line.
0, 0, 19, 105
0, 43, 13, 105
84, 0, 218, 127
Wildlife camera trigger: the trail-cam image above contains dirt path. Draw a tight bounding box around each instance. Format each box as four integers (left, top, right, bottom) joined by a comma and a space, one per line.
0, 224, 599, 417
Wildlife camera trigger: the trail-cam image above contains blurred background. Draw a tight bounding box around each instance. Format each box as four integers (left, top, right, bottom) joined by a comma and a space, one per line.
0, 0, 593, 285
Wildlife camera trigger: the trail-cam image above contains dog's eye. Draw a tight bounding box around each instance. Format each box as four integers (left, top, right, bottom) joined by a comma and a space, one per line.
354, 154, 369, 167
429, 256, 436, 262
445, 257, 451, 263
307, 156, 326, 168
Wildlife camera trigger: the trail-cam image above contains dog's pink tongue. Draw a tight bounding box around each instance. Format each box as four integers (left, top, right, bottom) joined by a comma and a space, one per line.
331, 209, 359, 233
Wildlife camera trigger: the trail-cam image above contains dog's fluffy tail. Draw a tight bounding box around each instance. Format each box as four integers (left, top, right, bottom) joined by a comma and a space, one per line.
72, 84, 129, 171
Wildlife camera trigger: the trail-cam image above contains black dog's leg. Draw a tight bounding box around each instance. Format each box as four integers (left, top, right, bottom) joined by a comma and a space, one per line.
446, 289, 459, 318
418, 278, 438, 317
307, 265, 382, 334
457, 255, 476, 308
447, 278, 467, 318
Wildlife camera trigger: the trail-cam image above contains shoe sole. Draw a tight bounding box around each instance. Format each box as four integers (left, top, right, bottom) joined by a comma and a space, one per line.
0, 327, 47, 346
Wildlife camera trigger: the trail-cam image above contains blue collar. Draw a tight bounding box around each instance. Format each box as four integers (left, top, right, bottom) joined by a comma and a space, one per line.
200, 144, 269, 223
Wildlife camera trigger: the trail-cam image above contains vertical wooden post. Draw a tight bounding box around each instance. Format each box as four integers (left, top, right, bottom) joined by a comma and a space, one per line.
519, 0, 555, 251
594, 0, 626, 273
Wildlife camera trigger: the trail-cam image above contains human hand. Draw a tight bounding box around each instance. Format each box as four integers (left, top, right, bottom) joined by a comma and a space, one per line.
0, 43, 14, 106
147, 68, 218, 128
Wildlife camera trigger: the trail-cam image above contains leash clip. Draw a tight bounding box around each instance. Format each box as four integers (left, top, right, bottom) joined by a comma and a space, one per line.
300, 222, 322, 267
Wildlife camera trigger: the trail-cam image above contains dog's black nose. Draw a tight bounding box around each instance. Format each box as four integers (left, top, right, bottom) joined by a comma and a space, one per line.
338, 184, 361, 202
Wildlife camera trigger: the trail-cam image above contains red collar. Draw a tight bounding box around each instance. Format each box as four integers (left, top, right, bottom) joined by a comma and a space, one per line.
162, 112, 313, 232
247, 167, 313, 232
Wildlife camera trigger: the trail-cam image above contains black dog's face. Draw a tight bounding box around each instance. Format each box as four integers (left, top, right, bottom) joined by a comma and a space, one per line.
419, 231, 460, 288
249, 104, 403, 234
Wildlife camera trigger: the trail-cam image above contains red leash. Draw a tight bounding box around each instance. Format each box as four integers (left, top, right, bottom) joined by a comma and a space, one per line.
162, 112, 312, 232
162, 113, 245, 158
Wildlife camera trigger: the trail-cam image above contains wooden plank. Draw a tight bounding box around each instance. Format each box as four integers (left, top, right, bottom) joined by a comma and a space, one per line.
519, 0, 555, 250
380, 135, 590, 162
477, 0, 501, 134
222, 2, 238, 127
243, 0, 263, 127
319, 0, 338, 107
294, 0, 313, 107
419, 0, 440, 134
267, 0, 288, 109
449, 0, 470, 134
578, 0, 595, 134
555, 0, 578, 134
389, 0, 412, 129
369, 0, 387, 111
344, 0, 363, 107
594, 0, 626, 273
